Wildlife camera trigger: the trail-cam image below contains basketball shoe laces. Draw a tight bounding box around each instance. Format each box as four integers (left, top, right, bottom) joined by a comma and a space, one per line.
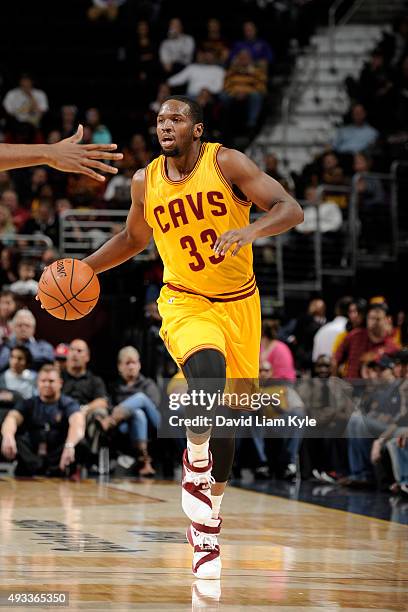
183, 459, 215, 490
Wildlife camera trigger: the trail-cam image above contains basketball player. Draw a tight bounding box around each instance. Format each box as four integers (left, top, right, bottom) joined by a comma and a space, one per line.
0, 124, 122, 180
82, 96, 303, 579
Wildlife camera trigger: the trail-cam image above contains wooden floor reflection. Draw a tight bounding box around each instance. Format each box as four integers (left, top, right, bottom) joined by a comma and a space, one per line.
0, 477, 407, 611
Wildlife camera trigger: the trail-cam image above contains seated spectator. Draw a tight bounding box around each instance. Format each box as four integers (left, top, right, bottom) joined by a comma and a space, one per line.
97, 346, 161, 476
353, 152, 385, 207
159, 18, 195, 75
0, 205, 16, 244
85, 108, 112, 145
332, 298, 368, 356
264, 153, 284, 182
126, 20, 160, 92
386, 431, 408, 497
200, 18, 229, 65
312, 297, 353, 362
9, 259, 38, 296
196, 88, 219, 138
319, 151, 343, 183
257, 361, 304, 480
334, 303, 400, 379
229, 21, 274, 71
380, 14, 408, 67
54, 343, 69, 374
297, 355, 352, 481
1, 190, 31, 231
356, 49, 394, 130
3, 74, 48, 131
0, 291, 17, 343
103, 167, 133, 205
0, 309, 54, 372
0, 247, 19, 289
40, 247, 60, 270
30, 167, 49, 200
87, 0, 126, 22
260, 319, 296, 382
62, 339, 108, 422
0, 345, 36, 399
59, 105, 78, 139
295, 185, 343, 235
332, 104, 379, 154
120, 134, 152, 169
0, 364, 85, 476
341, 354, 403, 488
292, 298, 327, 370
167, 48, 225, 97
221, 49, 266, 129
20, 198, 59, 246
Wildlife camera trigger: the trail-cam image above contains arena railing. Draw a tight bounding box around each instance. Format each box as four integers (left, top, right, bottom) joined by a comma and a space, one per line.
255, 200, 322, 299
59, 209, 155, 260
251, 212, 285, 310
3, 234, 53, 257
313, 184, 354, 277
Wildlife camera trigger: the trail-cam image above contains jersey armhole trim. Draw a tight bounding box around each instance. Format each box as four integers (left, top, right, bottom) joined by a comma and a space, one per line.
143, 165, 149, 223
214, 144, 252, 207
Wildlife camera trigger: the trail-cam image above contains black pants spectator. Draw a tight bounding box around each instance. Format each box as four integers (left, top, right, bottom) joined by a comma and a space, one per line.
0, 434, 91, 476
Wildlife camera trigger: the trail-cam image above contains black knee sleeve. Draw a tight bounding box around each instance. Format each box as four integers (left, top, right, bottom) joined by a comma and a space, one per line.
210, 436, 235, 482
182, 349, 226, 434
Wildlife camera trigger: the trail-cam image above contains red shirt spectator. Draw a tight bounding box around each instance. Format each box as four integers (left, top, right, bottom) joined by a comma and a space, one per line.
334, 304, 400, 378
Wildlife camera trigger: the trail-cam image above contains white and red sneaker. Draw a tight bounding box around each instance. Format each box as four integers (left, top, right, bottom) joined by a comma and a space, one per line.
182, 449, 214, 523
186, 517, 222, 579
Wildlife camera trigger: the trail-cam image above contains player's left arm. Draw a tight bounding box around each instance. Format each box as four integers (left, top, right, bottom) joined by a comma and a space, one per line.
214, 148, 304, 256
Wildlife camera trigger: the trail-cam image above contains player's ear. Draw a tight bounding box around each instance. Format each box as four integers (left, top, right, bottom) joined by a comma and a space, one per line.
193, 123, 204, 139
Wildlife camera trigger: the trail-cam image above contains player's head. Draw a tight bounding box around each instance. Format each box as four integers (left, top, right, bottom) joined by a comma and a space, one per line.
157, 96, 204, 158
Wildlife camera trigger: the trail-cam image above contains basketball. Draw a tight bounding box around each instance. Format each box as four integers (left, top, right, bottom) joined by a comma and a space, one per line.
38, 258, 100, 321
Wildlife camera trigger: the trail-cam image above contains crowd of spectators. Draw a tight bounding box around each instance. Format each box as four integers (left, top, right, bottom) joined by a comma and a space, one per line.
0, 288, 406, 502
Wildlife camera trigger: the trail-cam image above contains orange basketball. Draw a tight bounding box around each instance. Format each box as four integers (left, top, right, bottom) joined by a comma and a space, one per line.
38, 258, 100, 321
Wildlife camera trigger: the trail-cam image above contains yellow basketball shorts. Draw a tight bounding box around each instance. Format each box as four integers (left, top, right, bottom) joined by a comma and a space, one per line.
157, 284, 261, 379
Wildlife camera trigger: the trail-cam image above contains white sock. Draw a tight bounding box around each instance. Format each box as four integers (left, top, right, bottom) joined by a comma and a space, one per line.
187, 439, 209, 467
211, 494, 224, 519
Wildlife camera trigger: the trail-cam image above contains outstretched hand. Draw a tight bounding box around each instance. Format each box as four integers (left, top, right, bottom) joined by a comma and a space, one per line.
47, 125, 123, 182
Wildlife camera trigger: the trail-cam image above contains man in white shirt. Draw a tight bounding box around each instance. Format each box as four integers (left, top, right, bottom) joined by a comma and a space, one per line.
3, 75, 48, 127
159, 18, 195, 74
167, 49, 225, 97
312, 296, 353, 362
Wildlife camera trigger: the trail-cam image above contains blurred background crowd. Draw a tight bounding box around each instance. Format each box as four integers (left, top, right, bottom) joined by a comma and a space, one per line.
0, 0, 408, 505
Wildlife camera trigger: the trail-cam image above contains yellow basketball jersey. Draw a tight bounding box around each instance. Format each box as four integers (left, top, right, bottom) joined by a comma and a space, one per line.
144, 142, 255, 300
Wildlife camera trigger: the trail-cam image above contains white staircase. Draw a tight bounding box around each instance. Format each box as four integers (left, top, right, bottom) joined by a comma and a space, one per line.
248, 24, 385, 175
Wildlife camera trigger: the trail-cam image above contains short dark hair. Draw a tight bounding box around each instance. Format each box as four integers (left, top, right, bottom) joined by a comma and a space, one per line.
11, 344, 32, 368
38, 363, 62, 378
367, 303, 389, 316
162, 95, 204, 125
335, 296, 353, 318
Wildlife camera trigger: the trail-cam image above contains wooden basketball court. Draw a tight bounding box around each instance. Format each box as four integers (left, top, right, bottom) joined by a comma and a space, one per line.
0, 478, 407, 610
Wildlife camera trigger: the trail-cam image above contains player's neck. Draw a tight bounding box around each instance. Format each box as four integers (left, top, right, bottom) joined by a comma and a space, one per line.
166, 141, 202, 180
